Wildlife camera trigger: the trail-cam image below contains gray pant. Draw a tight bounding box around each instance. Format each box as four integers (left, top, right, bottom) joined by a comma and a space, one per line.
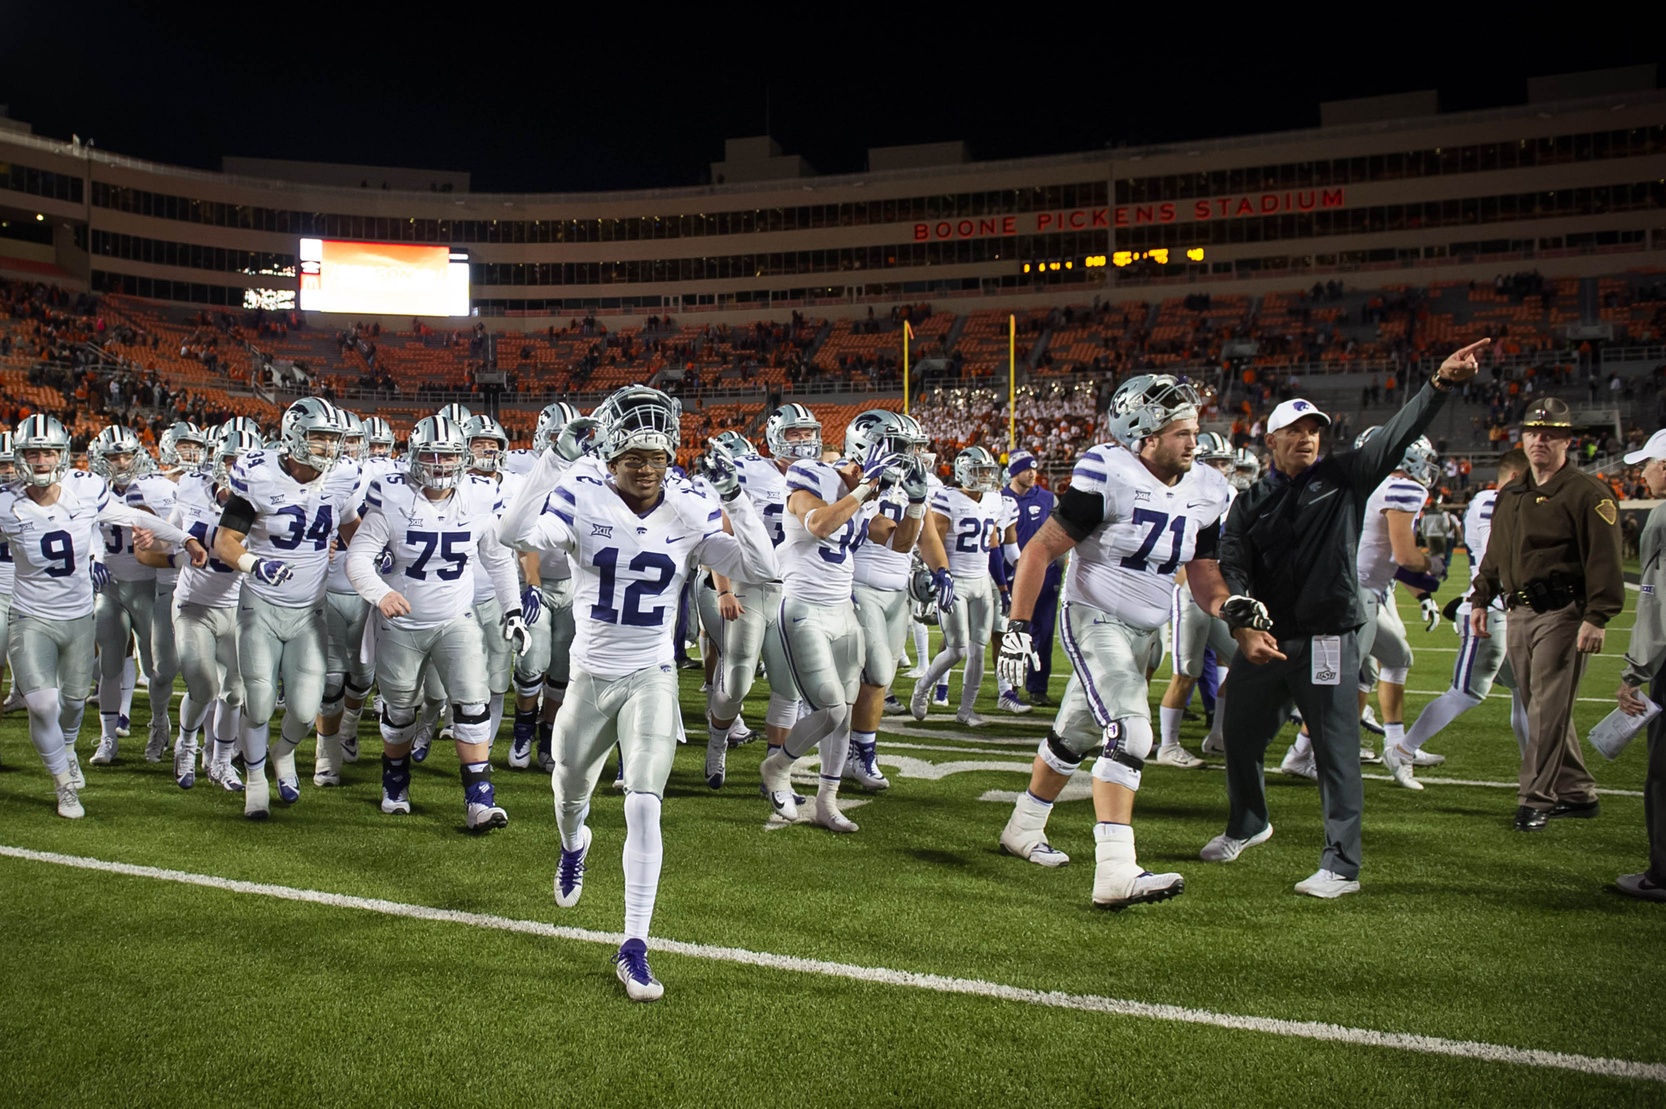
238, 592, 328, 734
9, 612, 96, 699
709, 580, 786, 721
1221, 630, 1365, 880
1647, 668, 1666, 885
175, 601, 244, 714
97, 578, 157, 708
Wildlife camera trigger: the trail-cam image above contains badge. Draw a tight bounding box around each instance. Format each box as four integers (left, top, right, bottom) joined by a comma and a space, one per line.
1596, 499, 1617, 526
1311, 635, 1341, 686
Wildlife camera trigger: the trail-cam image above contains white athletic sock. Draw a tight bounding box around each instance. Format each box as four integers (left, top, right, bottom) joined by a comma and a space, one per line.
557, 801, 591, 852
918, 647, 961, 693
120, 658, 136, 716
1009, 789, 1054, 835
1159, 705, 1185, 747
1383, 722, 1406, 749
997, 672, 1014, 696
99, 712, 121, 742
487, 694, 505, 746
1292, 731, 1313, 757
1206, 689, 1227, 744
818, 722, 852, 780
850, 729, 876, 750
621, 792, 663, 942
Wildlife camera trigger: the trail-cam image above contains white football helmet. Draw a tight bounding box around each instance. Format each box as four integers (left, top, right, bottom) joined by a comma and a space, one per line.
464, 414, 510, 473
435, 403, 474, 426
1105, 374, 1201, 447
0, 431, 15, 485
596, 386, 680, 461
953, 446, 1001, 492
1355, 426, 1438, 486
281, 398, 347, 472
843, 409, 914, 463
765, 402, 822, 460
363, 416, 396, 458
213, 430, 264, 486
1196, 431, 1234, 464
158, 421, 210, 474
407, 416, 471, 491
1230, 447, 1261, 491
532, 402, 581, 455
338, 411, 366, 461
12, 414, 73, 488
90, 425, 151, 486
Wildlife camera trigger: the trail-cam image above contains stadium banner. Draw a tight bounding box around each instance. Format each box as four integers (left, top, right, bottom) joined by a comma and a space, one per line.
912, 189, 1347, 242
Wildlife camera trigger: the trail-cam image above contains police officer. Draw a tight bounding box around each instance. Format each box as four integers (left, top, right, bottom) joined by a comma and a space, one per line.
1472, 397, 1624, 832
996, 450, 1058, 708
1201, 340, 1487, 899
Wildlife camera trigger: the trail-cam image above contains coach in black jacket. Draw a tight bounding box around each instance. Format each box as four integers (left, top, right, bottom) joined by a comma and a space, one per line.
1200, 340, 1488, 898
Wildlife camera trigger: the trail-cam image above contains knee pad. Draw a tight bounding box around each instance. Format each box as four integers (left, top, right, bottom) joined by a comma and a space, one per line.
451, 701, 493, 746
379, 702, 418, 745
1091, 717, 1152, 791
766, 693, 801, 730
543, 675, 567, 701
345, 677, 372, 700
1038, 731, 1088, 777
1379, 665, 1409, 686
321, 676, 346, 716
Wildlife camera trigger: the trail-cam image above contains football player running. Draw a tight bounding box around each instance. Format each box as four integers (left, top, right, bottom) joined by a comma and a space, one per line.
213, 398, 361, 819
759, 404, 912, 832
846, 410, 945, 790
997, 375, 1232, 909
458, 413, 531, 753
499, 385, 778, 1001
505, 401, 582, 773
910, 446, 1005, 725
87, 425, 167, 765
345, 415, 527, 829
0, 434, 15, 712
0, 415, 205, 817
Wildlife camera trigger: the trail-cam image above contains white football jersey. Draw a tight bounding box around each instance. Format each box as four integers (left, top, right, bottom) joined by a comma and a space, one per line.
853, 486, 914, 592
518, 470, 774, 679
171, 472, 243, 609
1356, 474, 1430, 596
735, 453, 790, 554
780, 460, 866, 605
97, 480, 158, 584
1464, 489, 1503, 613
130, 473, 183, 586
1063, 445, 1232, 631
931, 486, 1004, 579
471, 469, 526, 604
228, 450, 361, 607
327, 456, 397, 594
0, 470, 188, 620
501, 448, 539, 476
0, 525, 12, 595
348, 472, 515, 630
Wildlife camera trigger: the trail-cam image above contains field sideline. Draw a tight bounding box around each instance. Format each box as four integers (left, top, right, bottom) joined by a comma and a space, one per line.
1, 578, 1662, 1107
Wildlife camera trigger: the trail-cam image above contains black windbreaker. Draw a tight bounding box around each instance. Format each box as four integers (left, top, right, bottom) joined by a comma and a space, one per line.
1219, 382, 1447, 638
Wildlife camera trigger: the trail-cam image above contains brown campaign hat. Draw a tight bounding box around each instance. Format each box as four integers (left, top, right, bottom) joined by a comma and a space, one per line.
1520, 397, 1573, 429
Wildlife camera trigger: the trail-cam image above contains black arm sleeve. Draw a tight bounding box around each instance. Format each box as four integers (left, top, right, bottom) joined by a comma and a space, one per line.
1052, 486, 1104, 542
219, 495, 257, 535
1193, 519, 1221, 561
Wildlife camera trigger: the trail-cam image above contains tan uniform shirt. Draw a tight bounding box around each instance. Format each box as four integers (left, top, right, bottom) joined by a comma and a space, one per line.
1471, 461, 1624, 627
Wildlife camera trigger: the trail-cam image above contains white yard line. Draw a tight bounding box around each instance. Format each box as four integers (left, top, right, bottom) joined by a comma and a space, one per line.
0, 843, 1659, 1084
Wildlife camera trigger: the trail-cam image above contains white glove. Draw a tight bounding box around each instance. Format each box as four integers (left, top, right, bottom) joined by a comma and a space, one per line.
998, 620, 1041, 688
501, 610, 533, 656
1419, 595, 1440, 632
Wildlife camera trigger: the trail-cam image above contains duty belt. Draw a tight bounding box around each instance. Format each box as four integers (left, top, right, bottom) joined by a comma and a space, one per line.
1506, 578, 1583, 614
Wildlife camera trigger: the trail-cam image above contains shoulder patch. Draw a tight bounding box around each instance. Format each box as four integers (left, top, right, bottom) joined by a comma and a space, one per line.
1596, 499, 1617, 526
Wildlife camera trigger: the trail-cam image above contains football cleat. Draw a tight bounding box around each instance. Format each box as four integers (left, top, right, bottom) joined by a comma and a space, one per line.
813, 793, 859, 834
380, 785, 412, 815
955, 709, 986, 728
339, 725, 360, 763
91, 736, 118, 766
1200, 732, 1225, 756
410, 721, 434, 763
1093, 863, 1185, 910
272, 750, 301, 804
848, 741, 889, 791
1155, 745, 1206, 769
909, 679, 931, 721
704, 735, 727, 790
55, 781, 85, 819
554, 825, 592, 908
65, 754, 85, 790
1412, 748, 1445, 767
932, 684, 950, 707
904, 665, 926, 679
508, 731, 533, 770
536, 728, 556, 773
1358, 706, 1386, 735
1380, 744, 1423, 791
244, 773, 271, 820
1279, 745, 1318, 780
116, 714, 131, 738
997, 690, 1033, 715
613, 939, 664, 1002
1199, 824, 1273, 862
1359, 745, 1380, 764
882, 694, 908, 716
173, 736, 199, 790
759, 754, 800, 822
466, 801, 509, 832
144, 721, 169, 763
999, 829, 1070, 867
727, 715, 753, 746
208, 758, 244, 792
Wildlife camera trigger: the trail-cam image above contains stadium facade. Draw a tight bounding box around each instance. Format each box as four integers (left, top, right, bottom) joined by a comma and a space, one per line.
1, 74, 1662, 326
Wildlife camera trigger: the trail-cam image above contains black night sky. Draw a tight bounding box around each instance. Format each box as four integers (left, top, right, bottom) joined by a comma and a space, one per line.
2, 7, 1658, 193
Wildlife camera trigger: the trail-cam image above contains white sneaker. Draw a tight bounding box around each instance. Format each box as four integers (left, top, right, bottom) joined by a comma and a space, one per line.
956, 709, 986, 728
813, 793, 859, 833
760, 754, 800, 822
1279, 745, 1318, 780
1411, 748, 1445, 767
704, 735, 727, 790
91, 736, 118, 766
208, 758, 244, 792
272, 750, 301, 804
1295, 868, 1360, 898
466, 801, 509, 831
999, 827, 1070, 867
1155, 744, 1205, 769
1200, 823, 1273, 862
909, 679, 931, 721
727, 715, 753, 745
244, 773, 271, 820
554, 826, 592, 907
1201, 732, 1225, 755
1381, 743, 1423, 790
1093, 860, 1185, 910
54, 777, 85, 819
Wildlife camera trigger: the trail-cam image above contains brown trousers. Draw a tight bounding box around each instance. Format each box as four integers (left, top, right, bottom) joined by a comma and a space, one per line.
1505, 601, 1598, 810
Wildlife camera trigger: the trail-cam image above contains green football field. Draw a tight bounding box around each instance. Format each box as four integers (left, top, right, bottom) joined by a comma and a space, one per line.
1, 577, 1662, 1107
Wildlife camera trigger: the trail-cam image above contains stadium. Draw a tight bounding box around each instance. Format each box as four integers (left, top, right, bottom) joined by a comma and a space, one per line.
1, 30, 1664, 1107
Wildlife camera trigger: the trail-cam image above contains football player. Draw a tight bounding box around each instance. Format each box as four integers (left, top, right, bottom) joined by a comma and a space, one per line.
345, 415, 527, 828
759, 404, 911, 832
505, 401, 581, 772
997, 375, 1232, 909
87, 426, 167, 765
499, 385, 777, 1001
457, 413, 531, 751
910, 446, 1007, 726
846, 410, 945, 790
0, 415, 204, 817
0, 434, 17, 713
363, 417, 397, 460
213, 398, 361, 819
